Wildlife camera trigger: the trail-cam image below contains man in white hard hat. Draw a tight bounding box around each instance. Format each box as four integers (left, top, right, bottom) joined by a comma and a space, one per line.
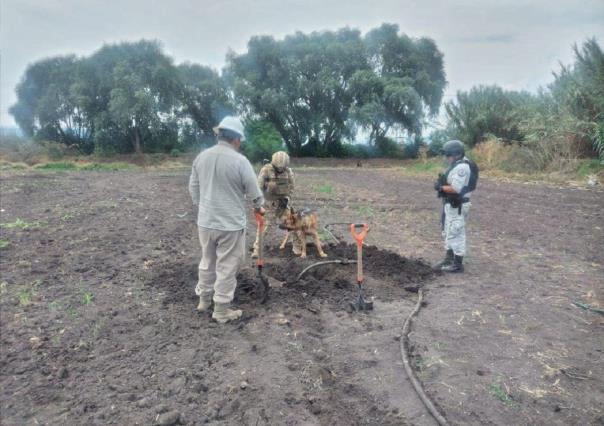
253, 151, 303, 257
188, 116, 265, 323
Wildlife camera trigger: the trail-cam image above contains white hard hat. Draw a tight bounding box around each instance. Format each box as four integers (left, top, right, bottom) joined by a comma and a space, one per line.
213, 116, 246, 141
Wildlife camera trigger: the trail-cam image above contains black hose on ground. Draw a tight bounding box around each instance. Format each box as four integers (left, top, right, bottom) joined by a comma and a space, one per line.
400, 289, 449, 426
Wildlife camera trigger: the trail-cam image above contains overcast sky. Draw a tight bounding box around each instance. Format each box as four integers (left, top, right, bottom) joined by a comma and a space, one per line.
1, 0, 603, 128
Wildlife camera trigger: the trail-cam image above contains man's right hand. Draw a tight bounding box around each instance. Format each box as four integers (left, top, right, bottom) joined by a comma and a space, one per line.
255, 206, 266, 215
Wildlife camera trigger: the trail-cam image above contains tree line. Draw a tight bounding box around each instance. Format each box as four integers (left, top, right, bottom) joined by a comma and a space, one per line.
9, 24, 602, 163
435, 38, 603, 162
9, 24, 446, 159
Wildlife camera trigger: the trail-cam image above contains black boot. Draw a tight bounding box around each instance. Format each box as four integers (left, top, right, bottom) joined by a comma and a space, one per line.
434, 249, 454, 269
441, 255, 464, 273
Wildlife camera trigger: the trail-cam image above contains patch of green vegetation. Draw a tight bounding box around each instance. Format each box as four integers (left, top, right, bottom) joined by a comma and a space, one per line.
79, 162, 135, 171
61, 213, 75, 221
34, 161, 78, 170
0, 161, 28, 171
315, 184, 333, 194
48, 300, 61, 311
2, 218, 41, 230
489, 382, 516, 405
18, 288, 34, 307
81, 291, 94, 305
576, 159, 604, 178
0, 281, 7, 295
0, 239, 9, 249
66, 306, 79, 319
356, 205, 374, 217
405, 159, 443, 174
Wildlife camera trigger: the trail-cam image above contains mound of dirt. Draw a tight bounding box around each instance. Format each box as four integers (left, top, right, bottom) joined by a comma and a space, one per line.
235, 243, 435, 310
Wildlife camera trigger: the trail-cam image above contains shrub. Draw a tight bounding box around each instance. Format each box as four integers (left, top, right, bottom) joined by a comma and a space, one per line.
472, 140, 511, 171
34, 162, 77, 170
243, 120, 285, 163
170, 148, 182, 157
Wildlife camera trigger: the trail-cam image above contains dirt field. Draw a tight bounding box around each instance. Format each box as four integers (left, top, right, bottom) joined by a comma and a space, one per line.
1, 165, 603, 426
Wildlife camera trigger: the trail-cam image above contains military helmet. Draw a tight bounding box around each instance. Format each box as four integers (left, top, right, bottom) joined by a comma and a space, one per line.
443, 140, 465, 157
271, 151, 290, 170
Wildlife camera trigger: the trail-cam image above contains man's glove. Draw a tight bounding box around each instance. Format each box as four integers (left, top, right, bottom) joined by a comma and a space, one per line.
434, 180, 442, 191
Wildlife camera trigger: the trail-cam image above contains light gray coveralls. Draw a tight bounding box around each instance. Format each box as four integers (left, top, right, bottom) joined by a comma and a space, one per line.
188, 141, 264, 304
443, 158, 472, 256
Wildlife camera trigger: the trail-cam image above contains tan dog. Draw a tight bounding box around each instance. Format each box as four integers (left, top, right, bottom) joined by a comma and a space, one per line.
279, 207, 328, 258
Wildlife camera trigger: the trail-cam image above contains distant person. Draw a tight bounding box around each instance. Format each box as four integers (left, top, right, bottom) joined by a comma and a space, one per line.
188, 116, 265, 323
253, 151, 303, 257
433, 140, 478, 273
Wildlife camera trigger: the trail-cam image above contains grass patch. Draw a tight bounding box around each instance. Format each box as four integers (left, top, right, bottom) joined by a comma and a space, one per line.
2, 218, 41, 230
66, 306, 79, 319
356, 205, 375, 217
0, 160, 28, 171
576, 159, 604, 178
0, 239, 9, 249
489, 382, 516, 405
81, 290, 94, 305
315, 184, 333, 194
61, 213, 75, 221
48, 300, 62, 311
18, 288, 34, 307
34, 161, 78, 170
404, 159, 443, 174
79, 162, 135, 171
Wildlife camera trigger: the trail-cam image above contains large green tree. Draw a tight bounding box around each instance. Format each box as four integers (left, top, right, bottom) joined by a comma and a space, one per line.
10, 55, 94, 152
177, 63, 233, 146
445, 85, 532, 146
227, 24, 446, 155
87, 40, 181, 154
352, 24, 446, 145
226, 28, 369, 155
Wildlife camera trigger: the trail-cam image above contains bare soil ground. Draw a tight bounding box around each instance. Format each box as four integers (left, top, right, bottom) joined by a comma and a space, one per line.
1, 166, 602, 426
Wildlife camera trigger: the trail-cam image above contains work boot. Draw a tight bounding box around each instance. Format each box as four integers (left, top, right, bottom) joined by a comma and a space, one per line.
251, 249, 259, 259
196, 295, 213, 312
441, 255, 464, 273
212, 303, 243, 324
434, 249, 454, 270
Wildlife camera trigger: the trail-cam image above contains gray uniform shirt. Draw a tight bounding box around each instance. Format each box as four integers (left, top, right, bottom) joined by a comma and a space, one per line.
447, 157, 472, 198
189, 141, 264, 231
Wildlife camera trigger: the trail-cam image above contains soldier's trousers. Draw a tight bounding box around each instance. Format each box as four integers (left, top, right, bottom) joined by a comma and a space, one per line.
443, 202, 471, 256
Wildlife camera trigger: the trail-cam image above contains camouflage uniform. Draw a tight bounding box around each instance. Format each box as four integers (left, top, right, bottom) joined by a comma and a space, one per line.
253, 162, 302, 255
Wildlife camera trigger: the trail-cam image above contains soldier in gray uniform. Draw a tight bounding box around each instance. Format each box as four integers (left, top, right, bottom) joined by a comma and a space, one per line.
434, 140, 477, 273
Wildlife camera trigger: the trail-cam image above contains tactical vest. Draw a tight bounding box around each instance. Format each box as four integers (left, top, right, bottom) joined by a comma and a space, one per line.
266, 167, 291, 198
444, 158, 479, 196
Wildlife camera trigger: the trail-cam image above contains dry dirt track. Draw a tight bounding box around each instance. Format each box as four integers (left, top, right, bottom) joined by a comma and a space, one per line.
0, 165, 603, 426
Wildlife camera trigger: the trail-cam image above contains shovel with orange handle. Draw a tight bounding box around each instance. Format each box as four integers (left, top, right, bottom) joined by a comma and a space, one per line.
252, 212, 270, 304
350, 223, 373, 311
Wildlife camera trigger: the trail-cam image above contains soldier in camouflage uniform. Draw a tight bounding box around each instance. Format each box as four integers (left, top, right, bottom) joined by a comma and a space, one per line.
252, 151, 303, 257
